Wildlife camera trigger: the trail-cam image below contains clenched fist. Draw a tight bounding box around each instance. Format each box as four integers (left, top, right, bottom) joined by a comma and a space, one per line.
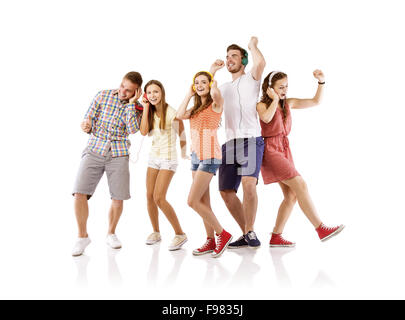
81, 117, 92, 133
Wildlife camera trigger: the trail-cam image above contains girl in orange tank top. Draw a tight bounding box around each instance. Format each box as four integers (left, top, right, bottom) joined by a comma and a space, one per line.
256, 70, 344, 246
177, 71, 233, 258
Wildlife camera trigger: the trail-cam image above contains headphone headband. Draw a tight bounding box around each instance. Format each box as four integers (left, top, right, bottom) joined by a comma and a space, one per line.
193, 71, 214, 91
268, 71, 283, 87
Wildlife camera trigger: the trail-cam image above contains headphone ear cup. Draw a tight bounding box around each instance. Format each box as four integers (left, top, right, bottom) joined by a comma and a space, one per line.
242, 57, 248, 66
192, 85, 196, 91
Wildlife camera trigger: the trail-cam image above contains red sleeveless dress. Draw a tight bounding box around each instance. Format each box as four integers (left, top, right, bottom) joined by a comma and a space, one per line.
260, 103, 300, 184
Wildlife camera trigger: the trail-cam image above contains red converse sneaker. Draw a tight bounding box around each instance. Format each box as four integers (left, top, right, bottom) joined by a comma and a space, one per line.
212, 229, 232, 258
192, 237, 216, 256
269, 233, 296, 247
316, 223, 345, 242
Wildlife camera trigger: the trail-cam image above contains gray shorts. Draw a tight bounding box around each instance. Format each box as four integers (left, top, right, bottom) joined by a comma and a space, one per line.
72, 147, 130, 200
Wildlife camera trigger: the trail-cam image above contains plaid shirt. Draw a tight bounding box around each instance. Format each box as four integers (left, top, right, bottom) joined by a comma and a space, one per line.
84, 89, 142, 157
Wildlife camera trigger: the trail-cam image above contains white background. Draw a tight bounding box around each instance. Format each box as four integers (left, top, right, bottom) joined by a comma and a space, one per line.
1, 0, 404, 299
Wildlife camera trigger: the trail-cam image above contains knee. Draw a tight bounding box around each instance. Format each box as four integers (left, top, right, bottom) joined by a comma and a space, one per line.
146, 192, 154, 203
153, 193, 165, 207
284, 192, 297, 205
296, 179, 308, 193
187, 197, 196, 210
243, 185, 257, 201
111, 199, 123, 209
74, 193, 88, 201
220, 191, 233, 204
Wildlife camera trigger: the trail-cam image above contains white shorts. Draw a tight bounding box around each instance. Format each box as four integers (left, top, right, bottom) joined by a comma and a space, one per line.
148, 157, 178, 172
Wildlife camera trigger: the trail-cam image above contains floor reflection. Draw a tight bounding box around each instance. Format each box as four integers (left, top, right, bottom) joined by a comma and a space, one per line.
107, 247, 123, 286
269, 248, 295, 287
311, 270, 335, 288
192, 254, 231, 287
164, 249, 187, 286
147, 243, 161, 287
72, 254, 90, 286
228, 248, 261, 287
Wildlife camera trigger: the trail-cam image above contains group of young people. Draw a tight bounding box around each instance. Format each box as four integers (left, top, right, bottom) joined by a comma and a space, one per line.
71, 37, 344, 258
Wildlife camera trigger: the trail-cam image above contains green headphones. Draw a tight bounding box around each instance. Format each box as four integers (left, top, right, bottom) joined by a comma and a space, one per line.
242, 50, 249, 66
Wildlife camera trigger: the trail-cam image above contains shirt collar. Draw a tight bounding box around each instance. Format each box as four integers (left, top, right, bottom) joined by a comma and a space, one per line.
112, 90, 129, 105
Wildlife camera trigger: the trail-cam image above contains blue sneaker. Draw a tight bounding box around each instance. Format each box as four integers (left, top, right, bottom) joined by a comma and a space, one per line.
245, 231, 261, 248
228, 235, 248, 249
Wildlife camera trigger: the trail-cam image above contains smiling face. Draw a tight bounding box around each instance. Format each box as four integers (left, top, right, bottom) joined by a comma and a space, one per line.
118, 78, 139, 101
194, 74, 211, 97
226, 49, 244, 74
271, 77, 288, 100
145, 84, 162, 106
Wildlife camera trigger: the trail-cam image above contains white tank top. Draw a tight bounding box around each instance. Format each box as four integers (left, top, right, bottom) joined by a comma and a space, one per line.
219, 71, 262, 142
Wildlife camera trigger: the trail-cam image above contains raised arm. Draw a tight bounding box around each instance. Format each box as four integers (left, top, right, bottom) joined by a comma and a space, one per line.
256, 88, 279, 124
287, 70, 325, 109
176, 85, 195, 120
209, 59, 225, 78
248, 36, 266, 81
210, 80, 224, 113
139, 94, 151, 136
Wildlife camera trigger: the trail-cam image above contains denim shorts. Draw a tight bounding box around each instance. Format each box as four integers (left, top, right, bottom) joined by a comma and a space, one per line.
190, 152, 222, 175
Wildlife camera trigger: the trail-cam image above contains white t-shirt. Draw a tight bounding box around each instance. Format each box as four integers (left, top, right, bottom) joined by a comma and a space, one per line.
219, 71, 262, 142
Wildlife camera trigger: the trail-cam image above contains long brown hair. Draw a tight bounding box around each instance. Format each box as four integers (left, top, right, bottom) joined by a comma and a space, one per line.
190, 72, 214, 118
260, 71, 288, 121
144, 80, 169, 133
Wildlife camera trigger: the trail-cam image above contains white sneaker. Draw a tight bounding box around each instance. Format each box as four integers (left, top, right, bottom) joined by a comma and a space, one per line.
168, 234, 188, 251
106, 234, 122, 249
72, 237, 91, 256
146, 232, 161, 245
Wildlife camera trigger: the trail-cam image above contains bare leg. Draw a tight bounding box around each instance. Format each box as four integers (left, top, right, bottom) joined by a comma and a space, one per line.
192, 172, 215, 239
188, 170, 223, 235
220, 190, 246, 233
108, 199, 124, 235
281, 176, 322, 228
153, 170, 184, 235
146, 167, 160, 232
74, 193, 89, 238
241, 176, 259, 232
273, 183, 297, 234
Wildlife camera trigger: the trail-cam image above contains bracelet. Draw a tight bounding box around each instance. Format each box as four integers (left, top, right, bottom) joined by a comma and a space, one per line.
318, 81, 325, 85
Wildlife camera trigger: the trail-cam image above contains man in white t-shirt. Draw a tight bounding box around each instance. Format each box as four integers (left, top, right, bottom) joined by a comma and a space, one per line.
209, 37, 266, 248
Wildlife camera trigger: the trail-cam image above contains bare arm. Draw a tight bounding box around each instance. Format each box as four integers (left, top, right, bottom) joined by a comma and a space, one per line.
288, 70, 325, 109
139, 96, 151, 136
256, 88, 279, 124
248, 37, 266, 81
210, 80, 223, 113
176, 85, 195, 120
174, 118, 188, 159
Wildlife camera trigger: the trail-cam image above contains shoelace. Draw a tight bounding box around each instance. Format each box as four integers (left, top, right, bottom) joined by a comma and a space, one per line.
247, 232, 257, 240
200, 239, 214, 250
320, 224, 336, 232
109, 235, 119, 242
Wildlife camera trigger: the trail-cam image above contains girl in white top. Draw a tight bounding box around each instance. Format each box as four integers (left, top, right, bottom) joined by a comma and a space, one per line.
140, 80, 188, 251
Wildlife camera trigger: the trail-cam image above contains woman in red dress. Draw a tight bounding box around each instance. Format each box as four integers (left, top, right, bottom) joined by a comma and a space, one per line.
256, 70, 344, 247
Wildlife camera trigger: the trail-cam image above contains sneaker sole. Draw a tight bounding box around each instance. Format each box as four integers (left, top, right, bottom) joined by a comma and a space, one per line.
146, 239, 162, 245
168, 238, 188, 251
211, 236, 233, 258
321, 225, 345, 242
107, 244, 122, 249
269, 244, 296, 248
192, 250, 214, 256
228, 245, 248, 249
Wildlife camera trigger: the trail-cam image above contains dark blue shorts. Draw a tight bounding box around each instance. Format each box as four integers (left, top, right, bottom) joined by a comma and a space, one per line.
218, 137, 264, 192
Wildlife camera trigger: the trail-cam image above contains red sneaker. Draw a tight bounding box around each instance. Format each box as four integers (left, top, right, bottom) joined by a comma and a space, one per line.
192, 237, 216, 256
269, 233, 296, 247
316, 223, 345, 242
212, 229, 232, 258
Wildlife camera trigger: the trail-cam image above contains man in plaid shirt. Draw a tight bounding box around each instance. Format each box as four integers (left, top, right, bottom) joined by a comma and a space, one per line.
72, 71, 143, 256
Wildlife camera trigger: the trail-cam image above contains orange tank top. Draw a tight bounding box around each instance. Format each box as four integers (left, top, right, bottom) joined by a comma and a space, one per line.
190, 104, 222, 160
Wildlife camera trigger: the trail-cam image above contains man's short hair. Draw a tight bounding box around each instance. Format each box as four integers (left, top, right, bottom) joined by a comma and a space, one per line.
227, 44, 247, 57
124, 71, 143, 87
